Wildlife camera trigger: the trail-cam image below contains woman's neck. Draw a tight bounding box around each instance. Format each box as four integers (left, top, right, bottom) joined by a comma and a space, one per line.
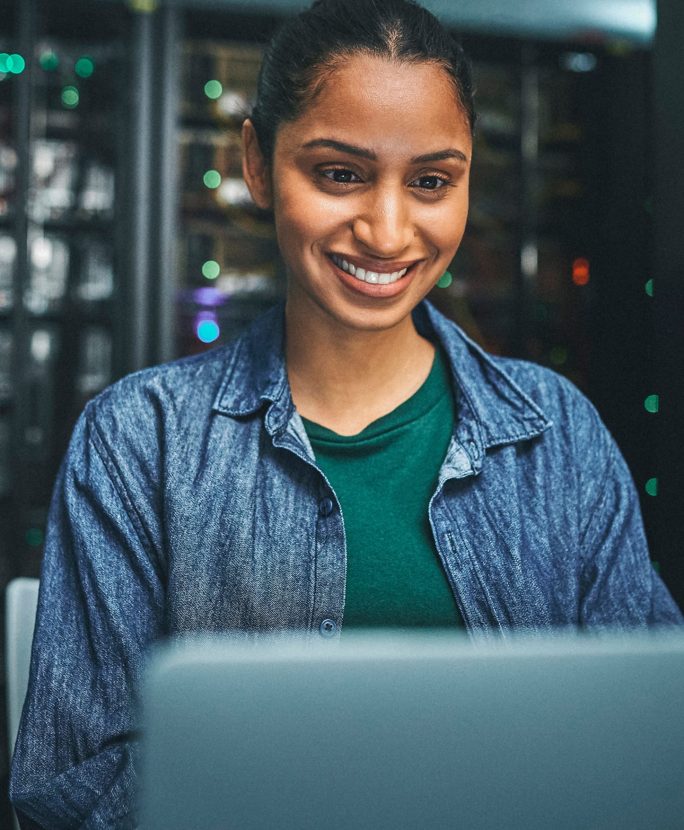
285, 300, 435, 436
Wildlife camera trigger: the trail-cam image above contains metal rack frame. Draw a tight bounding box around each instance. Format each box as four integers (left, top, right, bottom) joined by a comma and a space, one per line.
653, 0, 684, 607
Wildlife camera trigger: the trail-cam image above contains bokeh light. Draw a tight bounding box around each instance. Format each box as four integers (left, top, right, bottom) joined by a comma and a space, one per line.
436, 271, 453, 288
9, 53, 26, 74
196, 318, 220, 344
62, 85, 80, 108
203, 170, 221, 189
549, 346, 568, 366
204, 80, 223, 99
75, 56, 95, 78
572, 257, 590, 286
26, 527, 44, 547
644, 394, 659, 414
0, 53, 24, 74
202, 260, 220, 280
40, 50, 59, 71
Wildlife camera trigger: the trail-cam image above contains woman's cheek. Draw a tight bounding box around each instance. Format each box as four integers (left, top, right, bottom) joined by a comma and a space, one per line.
433, 197, 469, 252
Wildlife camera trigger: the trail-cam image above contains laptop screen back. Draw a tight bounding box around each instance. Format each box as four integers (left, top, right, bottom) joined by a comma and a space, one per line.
139, 629, 684, 830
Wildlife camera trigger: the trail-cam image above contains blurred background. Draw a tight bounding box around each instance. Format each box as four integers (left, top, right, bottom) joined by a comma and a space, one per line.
1, 0, 683, 822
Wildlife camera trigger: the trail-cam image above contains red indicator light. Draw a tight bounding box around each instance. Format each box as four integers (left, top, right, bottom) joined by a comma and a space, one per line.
572, 257, 590, 286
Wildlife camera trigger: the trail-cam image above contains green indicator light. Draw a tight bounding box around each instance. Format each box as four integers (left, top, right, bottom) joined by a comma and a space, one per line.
75, 56, 94, 78
202, 260, 221, 279
534, 304, 549, 323
644, 394, 659, 414
204, 79, 223, 99
40, 50, 59, 71
651, 560, 661, 574
203, 169, 221, 189
10, 53, 26, 74
645, 477, 658, 497
0, 53, 10, 73
645, 278, 654, 297
549, 346, 568, 366
62, 85, 79, 108
129, 0, 159, 11
436, 270, 453, 288
26, 527, 44, 547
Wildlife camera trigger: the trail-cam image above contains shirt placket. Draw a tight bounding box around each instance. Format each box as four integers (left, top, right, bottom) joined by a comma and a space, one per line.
429, 435, 507, 637
269, 410, 347, 641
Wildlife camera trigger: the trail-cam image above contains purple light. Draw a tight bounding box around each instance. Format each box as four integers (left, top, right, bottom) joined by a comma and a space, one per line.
191, 287, 223, 306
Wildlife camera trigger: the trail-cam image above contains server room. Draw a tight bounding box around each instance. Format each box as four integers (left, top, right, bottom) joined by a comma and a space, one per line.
1, 0, 683, 827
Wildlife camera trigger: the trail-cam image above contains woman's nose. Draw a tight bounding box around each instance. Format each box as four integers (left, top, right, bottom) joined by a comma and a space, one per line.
352, 188, 414, 256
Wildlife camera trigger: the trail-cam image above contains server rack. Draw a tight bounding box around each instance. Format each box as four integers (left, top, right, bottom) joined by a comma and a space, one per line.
653, 0, 684, 619
0, 1, 133, 821
3, 1, 132, 581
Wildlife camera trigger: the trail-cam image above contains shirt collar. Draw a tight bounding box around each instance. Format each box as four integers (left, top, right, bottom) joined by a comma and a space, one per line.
213, 302, 292, 433
415, 302, 552, 452
213, 300, 552, 449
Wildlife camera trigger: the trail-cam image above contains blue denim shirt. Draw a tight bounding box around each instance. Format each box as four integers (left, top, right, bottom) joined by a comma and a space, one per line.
11, 300, 683, 828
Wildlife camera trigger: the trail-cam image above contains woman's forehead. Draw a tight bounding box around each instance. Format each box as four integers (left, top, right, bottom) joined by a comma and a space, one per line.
276, 53, 471, 159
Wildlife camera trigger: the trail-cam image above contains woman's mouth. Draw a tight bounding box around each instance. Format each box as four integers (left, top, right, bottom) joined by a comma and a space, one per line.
329, 253, 411, 285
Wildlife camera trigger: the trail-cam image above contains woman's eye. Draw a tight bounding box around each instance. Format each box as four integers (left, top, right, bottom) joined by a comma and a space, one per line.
322, 168, 361, 184
412, 175, 449, 191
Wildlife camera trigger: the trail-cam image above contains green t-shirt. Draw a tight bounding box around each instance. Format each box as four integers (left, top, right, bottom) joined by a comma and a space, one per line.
302, 347, 465, 629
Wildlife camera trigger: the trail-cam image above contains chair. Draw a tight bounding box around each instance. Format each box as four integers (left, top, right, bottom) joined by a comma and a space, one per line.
5, 577, 40, 830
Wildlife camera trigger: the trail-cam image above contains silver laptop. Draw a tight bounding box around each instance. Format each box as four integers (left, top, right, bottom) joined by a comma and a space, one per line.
139, 629, 684, 830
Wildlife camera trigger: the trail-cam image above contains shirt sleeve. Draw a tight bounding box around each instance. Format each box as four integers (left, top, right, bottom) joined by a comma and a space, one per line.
10, 404, 165, 829
577, 410, 683, 627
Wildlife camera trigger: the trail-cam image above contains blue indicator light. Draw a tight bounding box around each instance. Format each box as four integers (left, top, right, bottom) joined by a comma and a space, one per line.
197, 319, 220, 344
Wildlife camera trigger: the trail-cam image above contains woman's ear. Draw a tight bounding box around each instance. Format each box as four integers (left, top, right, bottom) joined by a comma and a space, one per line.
242, 119, 273, 210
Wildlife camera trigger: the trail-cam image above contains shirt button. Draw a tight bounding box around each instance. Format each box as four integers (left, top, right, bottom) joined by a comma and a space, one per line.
319, 618, 337, 637
318, 497, 334, 517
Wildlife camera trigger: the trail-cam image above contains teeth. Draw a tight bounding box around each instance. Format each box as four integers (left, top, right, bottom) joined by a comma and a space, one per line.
331, 254, 409, 284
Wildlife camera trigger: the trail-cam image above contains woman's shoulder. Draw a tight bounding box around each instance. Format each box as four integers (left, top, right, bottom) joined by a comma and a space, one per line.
425, 303, 622, 479
488, 352, 593, 411
425, 303, 601, 431
73, 341, 249, 469
89, 345, 234, 421
480, 351, 618, 471
86, 303, 285, 429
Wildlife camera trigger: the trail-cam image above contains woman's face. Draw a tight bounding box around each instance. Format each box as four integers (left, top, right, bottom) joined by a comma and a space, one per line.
245, 53, 472, 333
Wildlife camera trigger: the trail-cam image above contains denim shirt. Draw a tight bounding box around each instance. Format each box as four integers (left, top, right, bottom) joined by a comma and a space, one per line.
11, 300, 683, 829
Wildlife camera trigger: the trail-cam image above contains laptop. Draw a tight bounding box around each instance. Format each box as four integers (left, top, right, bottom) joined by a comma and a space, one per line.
139, 628, 684, 830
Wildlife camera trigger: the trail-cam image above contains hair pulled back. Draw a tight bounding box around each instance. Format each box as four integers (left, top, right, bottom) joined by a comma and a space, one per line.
250, 0, 476, 165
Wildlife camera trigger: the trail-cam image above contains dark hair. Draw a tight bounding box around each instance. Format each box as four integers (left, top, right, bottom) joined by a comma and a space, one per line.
250, 0, 476, 165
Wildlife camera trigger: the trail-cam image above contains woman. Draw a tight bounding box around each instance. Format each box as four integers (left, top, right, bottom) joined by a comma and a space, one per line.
11, 0, 683, 826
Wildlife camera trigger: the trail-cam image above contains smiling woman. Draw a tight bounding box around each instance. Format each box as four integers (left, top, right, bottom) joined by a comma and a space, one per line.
9, 0, 684, 827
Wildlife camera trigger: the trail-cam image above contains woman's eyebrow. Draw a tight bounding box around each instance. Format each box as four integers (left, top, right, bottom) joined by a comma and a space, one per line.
301, 138, 468, 164
414, 149, 468, 164
301, 138, 377, 159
